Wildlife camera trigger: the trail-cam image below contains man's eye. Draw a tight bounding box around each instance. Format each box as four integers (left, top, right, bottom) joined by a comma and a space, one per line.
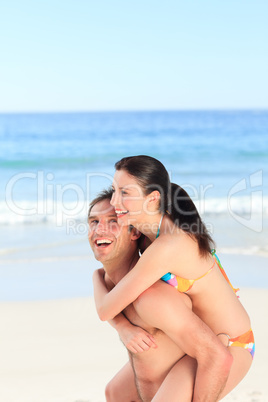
110, 219, 117, 223
91, 220, 98, 224
121, 190, 127, 195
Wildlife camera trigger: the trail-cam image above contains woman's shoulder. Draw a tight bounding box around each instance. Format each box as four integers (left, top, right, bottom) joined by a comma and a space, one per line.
144, 231, 193, 266
158, 229, 195, 252
149, 231, 208, 277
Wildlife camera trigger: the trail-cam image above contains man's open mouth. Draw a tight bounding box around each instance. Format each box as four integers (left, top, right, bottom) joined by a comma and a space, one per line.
95, 239, 112, 248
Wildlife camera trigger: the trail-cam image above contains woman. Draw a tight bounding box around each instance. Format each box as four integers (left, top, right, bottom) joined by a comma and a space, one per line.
93, 155, 254, 400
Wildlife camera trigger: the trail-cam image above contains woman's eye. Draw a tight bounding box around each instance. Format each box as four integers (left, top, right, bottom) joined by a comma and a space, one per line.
121, 190, 127, 195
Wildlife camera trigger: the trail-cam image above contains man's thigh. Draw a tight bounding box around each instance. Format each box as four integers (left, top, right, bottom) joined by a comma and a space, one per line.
152, 355, 197, 402
134, 359, 170, 402
105, 361, 142, 402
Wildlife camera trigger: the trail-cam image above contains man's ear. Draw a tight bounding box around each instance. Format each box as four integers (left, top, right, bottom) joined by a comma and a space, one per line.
130, 227, 142, 241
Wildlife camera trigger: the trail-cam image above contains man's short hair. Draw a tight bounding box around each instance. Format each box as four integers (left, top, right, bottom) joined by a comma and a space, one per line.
88, 187, 114, 218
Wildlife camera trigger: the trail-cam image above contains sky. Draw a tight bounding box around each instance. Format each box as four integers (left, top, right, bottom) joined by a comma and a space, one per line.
0, 0, 267, 112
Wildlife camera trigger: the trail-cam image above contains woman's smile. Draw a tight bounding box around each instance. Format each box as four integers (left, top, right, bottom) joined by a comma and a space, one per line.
115, 209, 129, 218
111, 169, 146, 222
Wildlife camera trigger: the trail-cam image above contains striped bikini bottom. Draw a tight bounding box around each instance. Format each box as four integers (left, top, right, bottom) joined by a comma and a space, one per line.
218, 328, 255, 359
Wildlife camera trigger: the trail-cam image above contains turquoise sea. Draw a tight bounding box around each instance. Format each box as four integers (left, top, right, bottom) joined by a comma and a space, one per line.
0, 110, 268, 300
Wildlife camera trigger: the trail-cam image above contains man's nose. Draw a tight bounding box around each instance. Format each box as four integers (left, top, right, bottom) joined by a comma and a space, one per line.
95, 221, 108, 234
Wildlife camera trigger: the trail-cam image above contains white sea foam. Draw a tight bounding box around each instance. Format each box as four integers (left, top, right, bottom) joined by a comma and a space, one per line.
1, 196, 267, 258
196, 195, 267, 216
1, 195, 267, 226
0, 199, 89, 226
218, 246, 268, 258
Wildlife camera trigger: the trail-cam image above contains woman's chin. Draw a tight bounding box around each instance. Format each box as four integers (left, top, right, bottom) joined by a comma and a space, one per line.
118, 213, 138, 227
117, 214, 129, 226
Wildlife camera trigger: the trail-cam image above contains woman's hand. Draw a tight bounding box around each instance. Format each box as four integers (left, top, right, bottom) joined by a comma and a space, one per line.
117, 321, 157, 354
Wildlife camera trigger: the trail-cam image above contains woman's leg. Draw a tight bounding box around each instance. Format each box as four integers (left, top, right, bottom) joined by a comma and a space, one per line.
105, 361, 142, 402
152, 355, 197, 402
151, 347, 253, 402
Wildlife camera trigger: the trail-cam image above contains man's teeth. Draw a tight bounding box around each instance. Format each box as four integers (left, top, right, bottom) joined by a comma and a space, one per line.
96, 239, 112, 245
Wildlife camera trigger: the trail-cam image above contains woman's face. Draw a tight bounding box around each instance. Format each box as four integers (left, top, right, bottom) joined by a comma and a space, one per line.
111, 169, 148, 226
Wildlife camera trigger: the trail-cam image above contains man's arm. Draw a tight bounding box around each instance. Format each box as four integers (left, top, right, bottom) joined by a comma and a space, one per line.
134, 281, 233, 402
92, 269, 157, 353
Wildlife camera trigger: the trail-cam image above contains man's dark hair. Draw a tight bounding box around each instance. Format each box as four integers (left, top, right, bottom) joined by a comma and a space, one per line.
88, 187, 114, 218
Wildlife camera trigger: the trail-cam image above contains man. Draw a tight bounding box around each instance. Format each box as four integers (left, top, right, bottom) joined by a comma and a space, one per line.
89, 189, 232, 402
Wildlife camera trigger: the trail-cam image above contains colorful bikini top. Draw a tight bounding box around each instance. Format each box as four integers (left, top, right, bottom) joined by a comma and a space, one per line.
160, 249, 239, 294
155, 215, 239, 294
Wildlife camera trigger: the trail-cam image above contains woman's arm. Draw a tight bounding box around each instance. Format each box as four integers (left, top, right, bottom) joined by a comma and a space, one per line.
92, 241, 171, 321
93, 238, 176, 320
92, 269, 157, 353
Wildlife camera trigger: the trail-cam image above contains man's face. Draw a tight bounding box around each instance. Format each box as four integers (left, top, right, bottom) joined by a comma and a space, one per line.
88, 199, 135, 263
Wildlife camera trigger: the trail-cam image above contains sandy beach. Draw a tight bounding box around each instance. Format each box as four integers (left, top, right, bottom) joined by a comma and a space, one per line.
1, 286, 267, 402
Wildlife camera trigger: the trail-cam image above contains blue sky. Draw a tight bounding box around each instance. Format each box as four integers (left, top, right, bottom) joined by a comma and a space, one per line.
0, 0, 267, 112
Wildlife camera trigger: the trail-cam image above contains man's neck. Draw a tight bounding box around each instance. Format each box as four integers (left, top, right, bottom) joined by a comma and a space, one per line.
103, 251, 139, 285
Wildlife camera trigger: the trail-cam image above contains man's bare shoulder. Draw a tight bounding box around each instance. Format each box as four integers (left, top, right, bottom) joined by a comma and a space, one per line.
92, 267, 115, 291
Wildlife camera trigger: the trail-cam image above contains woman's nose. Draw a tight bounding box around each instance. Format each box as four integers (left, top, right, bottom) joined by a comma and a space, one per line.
110, 191, 117, 207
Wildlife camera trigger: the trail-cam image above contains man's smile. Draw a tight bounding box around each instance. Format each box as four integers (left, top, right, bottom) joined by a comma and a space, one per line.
94, 238, 113, 248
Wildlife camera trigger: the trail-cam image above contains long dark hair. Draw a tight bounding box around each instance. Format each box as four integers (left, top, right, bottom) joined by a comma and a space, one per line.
115, 155, 215, 256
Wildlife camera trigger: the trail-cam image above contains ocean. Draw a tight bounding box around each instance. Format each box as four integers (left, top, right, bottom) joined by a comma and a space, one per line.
0, 110, 268, 300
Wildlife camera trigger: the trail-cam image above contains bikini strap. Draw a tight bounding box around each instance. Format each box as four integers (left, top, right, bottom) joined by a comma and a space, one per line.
211, 249, 240, 295
194, 258, 216, 281
156, 214, 164, 239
